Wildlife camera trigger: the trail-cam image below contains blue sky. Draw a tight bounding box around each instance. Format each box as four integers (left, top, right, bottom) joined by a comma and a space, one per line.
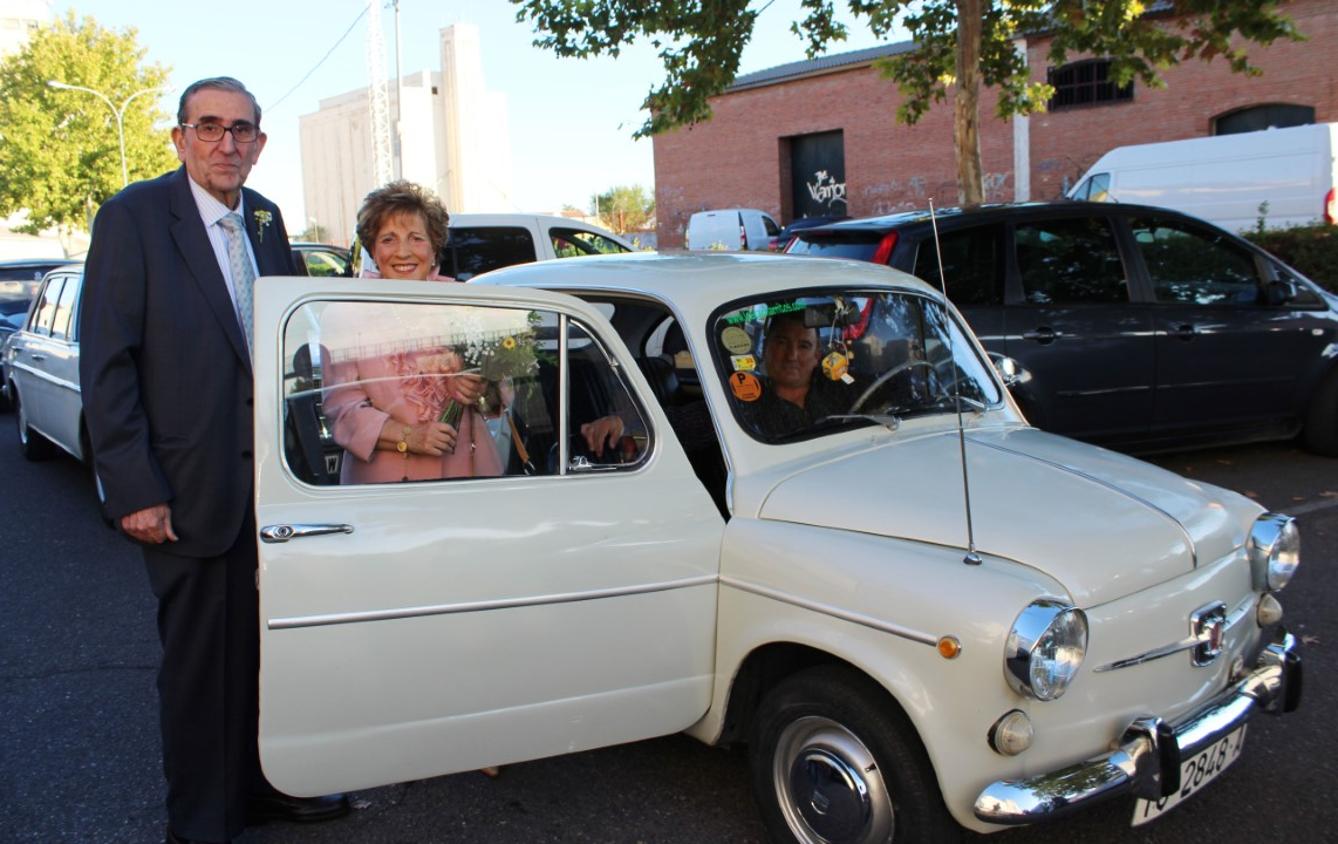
62, 1, 893, 228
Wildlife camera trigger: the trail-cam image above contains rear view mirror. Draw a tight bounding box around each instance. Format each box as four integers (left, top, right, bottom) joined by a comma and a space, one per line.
988, 353, 1030, 388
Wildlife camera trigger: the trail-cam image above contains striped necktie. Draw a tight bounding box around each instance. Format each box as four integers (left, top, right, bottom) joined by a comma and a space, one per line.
218, 212, 255, 353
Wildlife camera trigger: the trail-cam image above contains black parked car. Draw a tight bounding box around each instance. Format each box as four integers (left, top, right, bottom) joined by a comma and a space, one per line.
787, 202, 1338, 455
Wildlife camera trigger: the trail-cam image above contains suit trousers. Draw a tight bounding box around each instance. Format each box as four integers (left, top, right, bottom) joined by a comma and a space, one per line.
143, 509, 274, 842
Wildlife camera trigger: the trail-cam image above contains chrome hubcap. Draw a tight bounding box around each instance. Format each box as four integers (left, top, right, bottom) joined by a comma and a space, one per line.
773, 716, 894, 844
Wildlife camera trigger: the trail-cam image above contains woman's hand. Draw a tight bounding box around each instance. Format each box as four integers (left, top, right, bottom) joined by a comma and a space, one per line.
380, 419, 458, 456
450, 372, 487, 405
409, 421, 457, 455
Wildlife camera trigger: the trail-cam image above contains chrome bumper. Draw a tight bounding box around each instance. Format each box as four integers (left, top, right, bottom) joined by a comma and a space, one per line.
974, 628, 1302, 825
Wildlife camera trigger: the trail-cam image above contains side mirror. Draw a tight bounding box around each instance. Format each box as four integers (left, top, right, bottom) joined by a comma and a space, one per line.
1263, 279, 1297, 306
988, 352, 1030, 388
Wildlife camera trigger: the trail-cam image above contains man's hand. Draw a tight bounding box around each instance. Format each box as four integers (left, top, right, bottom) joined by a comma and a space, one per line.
121, 503, 178, 544
580, 415, 624, 457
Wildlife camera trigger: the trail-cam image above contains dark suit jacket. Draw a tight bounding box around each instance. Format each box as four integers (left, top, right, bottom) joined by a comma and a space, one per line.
79, 167, 294, 558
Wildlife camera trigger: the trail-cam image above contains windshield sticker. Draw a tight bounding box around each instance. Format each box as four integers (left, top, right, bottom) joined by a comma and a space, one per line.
729, 371, 763, 402
731, 354, 757, 372
720, 325, 753, 354
723, 301, 805, 326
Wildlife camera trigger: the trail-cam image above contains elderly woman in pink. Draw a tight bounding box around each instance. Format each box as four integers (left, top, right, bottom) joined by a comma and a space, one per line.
323, 181, 502, 483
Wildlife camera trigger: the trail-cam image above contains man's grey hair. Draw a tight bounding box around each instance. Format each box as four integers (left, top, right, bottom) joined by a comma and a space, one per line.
176, 77, 261, 126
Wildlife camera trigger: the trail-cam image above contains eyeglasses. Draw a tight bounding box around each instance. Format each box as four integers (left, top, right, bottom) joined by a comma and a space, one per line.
180, 121, 260, 143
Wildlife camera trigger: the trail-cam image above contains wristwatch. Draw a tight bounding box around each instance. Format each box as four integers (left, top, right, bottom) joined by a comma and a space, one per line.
397, 426, 411, 455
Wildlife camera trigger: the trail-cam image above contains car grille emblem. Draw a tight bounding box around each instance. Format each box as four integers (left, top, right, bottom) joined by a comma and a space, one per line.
1190, 602, 1228, 667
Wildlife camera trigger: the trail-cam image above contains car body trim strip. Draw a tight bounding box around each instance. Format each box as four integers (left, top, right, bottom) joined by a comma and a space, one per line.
1095, 595, 1254, 672
719, 575, 939, 646
266, 574, 719, 630
973, 438, 1199, 567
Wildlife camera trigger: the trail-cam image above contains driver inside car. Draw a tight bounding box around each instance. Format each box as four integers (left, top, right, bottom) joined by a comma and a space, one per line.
741, 311, 855, 440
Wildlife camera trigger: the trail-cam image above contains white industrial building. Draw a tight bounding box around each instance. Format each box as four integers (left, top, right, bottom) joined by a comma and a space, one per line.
299, 23, 513, 247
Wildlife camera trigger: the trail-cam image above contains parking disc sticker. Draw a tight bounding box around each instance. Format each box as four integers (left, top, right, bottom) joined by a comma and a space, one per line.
731, 354, 757, 371
730, 371, 762, 402
721, 326, 752, 355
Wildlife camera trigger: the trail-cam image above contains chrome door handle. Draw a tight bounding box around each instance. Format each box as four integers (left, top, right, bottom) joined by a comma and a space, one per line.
1021, 327, 1062, 344
259, 523, 354, 543
29, 353, 45, 361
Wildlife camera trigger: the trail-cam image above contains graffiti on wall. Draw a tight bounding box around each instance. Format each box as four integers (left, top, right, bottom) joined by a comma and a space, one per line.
858, 172, 1013, 215
806, 170, 848, 210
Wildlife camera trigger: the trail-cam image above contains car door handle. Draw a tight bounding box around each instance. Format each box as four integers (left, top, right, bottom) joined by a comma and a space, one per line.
1021, 327, 1062, 344
259, 523, 354, 543
1173, 323, 1197, 341
28, 352, 45, 361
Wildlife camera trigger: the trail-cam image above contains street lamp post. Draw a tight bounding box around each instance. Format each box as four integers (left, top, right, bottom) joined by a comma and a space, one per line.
47, 80, 172, 187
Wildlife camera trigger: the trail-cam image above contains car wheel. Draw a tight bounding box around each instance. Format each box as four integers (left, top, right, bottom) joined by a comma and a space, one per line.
749, 665, 958, 844
1302, 368, 1338, 457
14, 387, 55, 461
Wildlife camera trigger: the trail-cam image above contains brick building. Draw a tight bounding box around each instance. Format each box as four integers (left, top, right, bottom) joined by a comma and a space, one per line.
652, 0, 1336, 248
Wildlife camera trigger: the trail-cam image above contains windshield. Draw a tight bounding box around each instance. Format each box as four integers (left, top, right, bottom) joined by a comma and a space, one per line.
711, 290, 1002, 443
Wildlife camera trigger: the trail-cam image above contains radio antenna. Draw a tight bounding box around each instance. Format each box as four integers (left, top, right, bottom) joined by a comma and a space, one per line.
927, 199, 982, 566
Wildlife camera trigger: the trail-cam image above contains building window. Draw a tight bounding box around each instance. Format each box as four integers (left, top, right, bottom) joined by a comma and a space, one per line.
1047, 60, 1133, 110
1214, 104, 1314, 135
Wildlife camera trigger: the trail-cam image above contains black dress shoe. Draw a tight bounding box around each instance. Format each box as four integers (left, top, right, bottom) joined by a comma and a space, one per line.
246, 791, 350, 825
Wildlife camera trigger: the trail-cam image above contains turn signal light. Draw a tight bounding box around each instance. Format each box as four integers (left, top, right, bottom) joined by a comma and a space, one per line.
988, 710, 1034, 756
937, 636, 962, 660
1257, 593, 1284, 627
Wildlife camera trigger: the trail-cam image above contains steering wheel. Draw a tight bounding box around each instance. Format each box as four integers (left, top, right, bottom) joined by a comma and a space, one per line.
849, 359, 940, 414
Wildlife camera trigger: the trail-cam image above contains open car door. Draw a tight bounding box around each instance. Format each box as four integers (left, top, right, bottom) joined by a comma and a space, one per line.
253, 276, 723, 795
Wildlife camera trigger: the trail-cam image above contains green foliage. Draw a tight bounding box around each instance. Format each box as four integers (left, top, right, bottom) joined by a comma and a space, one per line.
594, 183, 655, 233
0, 12, 175, 234
512, 0, 1301, 132
1245, 225, 1338, 294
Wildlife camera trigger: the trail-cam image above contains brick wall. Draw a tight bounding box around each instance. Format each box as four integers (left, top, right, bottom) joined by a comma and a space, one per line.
653, 0, 1336, 249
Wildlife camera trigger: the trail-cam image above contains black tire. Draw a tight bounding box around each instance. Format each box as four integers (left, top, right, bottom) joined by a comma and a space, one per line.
1302, 367, 1338, 457
13, 386, 55, 461
749, 665, 959, 844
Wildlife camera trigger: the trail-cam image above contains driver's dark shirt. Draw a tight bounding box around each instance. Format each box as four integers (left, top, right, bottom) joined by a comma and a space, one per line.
742, 374, 854, 440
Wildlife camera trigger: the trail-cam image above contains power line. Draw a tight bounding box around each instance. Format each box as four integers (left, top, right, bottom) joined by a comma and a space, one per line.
266, 4, 370, 114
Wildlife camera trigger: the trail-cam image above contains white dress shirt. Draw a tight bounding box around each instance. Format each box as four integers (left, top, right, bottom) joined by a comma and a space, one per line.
186, 176, 260, 327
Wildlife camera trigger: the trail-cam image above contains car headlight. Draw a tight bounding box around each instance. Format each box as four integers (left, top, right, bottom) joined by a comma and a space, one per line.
1248, 513, 1300, 592
1005, 600, 1088, 701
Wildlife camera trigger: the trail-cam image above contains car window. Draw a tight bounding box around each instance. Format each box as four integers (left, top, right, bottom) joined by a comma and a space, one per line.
912, 225, 1005, 305
1015, 217, 1128, 305
28, 276, 64, 335
1074, 173, 1111, 202
785, 232, 883, 262
1129, 217, 1264, 306
49, 273, 81, 341
441, 227, 538, 281
302, 250, 348, 277
713, 290, 1001, 444
550, 228, 629, 258
762, 215, 780, 237
280, 300, 649, 486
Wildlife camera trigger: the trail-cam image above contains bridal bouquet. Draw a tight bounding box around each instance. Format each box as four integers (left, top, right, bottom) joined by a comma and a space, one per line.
439, 316, 542, 427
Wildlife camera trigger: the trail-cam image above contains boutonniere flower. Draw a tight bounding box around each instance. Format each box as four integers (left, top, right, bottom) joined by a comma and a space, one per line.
253, 209, 273, 243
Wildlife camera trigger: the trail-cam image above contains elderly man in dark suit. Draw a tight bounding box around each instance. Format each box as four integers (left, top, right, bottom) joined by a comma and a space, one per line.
79, 77, 348, 844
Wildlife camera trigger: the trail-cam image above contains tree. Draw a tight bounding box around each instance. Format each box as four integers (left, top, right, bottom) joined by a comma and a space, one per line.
0, 12, 175, 239
512, 0, 1301, 206
594, 184, 656, 233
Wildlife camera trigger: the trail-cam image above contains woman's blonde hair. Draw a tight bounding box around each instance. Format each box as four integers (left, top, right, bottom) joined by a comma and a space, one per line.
356, 180, 450, 259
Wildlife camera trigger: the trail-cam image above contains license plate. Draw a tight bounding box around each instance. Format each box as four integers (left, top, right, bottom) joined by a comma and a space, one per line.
1132, 724, 1246, 826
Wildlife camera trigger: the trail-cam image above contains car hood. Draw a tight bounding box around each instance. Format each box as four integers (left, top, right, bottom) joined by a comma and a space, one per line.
758, 427, 1255, 607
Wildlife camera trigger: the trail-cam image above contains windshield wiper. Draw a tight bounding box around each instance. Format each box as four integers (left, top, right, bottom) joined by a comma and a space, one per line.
816, 413, 902, 432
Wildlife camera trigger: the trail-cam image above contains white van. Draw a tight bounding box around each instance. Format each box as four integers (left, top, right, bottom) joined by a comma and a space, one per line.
1069, 123, 1338, 233
685, 208, 779, 251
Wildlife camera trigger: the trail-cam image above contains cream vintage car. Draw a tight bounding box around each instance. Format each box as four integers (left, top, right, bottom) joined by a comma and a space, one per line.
254, 252, 1301, 843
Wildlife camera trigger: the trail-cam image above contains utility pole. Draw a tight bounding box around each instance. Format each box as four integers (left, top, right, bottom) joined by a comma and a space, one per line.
392, 0, 404, 181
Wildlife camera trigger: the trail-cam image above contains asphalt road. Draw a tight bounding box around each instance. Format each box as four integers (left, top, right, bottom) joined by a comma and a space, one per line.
2, 424, 1334, 844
